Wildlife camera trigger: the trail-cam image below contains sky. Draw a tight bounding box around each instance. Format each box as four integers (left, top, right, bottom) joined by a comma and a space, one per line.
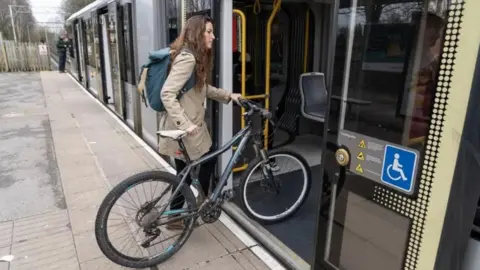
30, 0, 63, 26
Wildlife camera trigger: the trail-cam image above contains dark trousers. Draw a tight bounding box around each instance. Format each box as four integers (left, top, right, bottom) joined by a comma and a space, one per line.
58, 52, 66, 72
170, 148, 216, 210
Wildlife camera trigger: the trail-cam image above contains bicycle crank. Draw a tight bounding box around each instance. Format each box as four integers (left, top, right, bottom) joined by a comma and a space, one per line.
200, 201, 221, 223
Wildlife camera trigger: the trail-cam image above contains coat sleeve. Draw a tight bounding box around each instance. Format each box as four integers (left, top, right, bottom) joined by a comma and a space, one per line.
206, 84, 232, 104
160, 53, 196, 131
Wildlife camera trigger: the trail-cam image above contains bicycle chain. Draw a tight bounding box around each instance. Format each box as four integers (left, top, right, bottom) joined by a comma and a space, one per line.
200, 190, 234, 223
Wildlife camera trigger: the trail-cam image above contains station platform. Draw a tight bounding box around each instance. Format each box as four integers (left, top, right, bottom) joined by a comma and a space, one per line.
0, 72, 278, 270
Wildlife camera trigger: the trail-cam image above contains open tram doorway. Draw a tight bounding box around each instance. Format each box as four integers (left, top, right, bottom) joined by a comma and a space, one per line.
228, 0, 339, 265
226, 0, 455, 268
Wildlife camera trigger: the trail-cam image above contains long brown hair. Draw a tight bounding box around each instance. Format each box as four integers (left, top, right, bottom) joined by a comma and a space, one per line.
170, 15, 214, 91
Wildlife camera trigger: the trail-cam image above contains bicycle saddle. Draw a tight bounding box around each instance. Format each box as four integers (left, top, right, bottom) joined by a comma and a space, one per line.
156, 130, 187, 140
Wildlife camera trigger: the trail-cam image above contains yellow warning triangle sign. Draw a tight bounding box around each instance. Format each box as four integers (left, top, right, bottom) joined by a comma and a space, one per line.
358, 140, 366, 148
357, 152, 365, 160
355, 164, 363, 174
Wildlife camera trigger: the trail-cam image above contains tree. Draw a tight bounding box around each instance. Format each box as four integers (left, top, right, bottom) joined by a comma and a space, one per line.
0, 0, 37, 42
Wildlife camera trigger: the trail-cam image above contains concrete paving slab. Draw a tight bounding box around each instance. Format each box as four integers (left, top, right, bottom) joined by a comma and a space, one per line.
10, 210, 79, 270
0, 73, 65, 222
0, 71, 272, 270
155, 226, 230, 269
69, 205, 100, 235
0, 221, 13, 248
67, 188, 108, 212
205, 222, 247, 253
79, 256, 142, 270
0, 246, 11, 270
74, 230, 104, 263
194, 254, 245, 270
61, 174, 107, 197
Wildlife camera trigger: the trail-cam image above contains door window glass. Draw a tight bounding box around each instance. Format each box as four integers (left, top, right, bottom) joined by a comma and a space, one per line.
317, 1, 450, 269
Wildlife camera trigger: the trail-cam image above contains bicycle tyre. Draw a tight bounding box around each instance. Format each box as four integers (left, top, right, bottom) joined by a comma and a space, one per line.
239, 149, 312, 225
95, 170, 196, 268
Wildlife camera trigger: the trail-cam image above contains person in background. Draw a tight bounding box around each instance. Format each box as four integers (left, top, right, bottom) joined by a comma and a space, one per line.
56, 31, 71, 73
408, 12, 444, 141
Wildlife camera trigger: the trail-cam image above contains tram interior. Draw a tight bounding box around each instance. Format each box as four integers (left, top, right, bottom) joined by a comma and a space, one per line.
229, 0, 337, 263
229, 0, 441, 267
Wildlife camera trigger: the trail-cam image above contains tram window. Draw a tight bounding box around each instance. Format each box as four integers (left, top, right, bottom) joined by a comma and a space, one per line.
331, 1, 447, 153
166, 0, 179, 43
86, 18, 95, 67
121, 4, 135, 84
186, 0, 212, 17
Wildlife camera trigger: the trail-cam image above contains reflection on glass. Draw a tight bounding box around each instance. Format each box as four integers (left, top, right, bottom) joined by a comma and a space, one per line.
330, 0, 447, 154
186, 0, 212, 16
166, 0, 179, 43
108, 11, 123, 116
76, 23, 86, 81
318, 0, 450, 269
92, 15, 104, 95
86, 18, 96, 90
122, 4, 134, 84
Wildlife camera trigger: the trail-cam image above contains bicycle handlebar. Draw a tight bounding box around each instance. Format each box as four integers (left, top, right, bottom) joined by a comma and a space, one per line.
236, 98, 275, 127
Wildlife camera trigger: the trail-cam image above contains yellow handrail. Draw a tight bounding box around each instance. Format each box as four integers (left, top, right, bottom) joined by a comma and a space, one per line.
264, 0, 282, 149
233, 9, 247, 129
254, 0, 261, 14
232, 9, 248, 173
407, 136, 426, 146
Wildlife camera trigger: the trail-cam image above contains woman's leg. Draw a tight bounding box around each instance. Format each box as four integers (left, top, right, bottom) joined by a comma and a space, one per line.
59, 52, 66, 72
197, 147, 217, 197
169, 158, 191, 210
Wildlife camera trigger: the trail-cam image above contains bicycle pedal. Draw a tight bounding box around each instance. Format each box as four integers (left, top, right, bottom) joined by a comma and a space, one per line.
270, 165, 280, 172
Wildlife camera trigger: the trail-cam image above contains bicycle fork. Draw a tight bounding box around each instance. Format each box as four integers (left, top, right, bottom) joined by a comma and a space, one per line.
253, 142, 280, 193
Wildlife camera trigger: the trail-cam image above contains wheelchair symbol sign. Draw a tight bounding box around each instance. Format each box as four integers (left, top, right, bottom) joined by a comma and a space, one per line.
381, 145, 418, 194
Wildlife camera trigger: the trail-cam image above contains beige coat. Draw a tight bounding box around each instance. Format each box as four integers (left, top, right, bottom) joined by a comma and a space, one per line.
158, 50, 231, 161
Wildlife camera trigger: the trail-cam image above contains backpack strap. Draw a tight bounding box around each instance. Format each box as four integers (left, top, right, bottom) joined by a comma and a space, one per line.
177, 47, 196, 98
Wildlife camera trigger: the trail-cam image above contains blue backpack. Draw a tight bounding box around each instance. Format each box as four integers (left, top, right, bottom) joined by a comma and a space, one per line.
137, 47, 196, 112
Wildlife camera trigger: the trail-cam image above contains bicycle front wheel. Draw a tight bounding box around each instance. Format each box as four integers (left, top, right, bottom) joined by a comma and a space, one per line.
239, 149, 312, 224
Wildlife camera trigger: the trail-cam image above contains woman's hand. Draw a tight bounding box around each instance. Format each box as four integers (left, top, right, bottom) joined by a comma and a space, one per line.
185, 124, 200, 135
230, 93, 243, 103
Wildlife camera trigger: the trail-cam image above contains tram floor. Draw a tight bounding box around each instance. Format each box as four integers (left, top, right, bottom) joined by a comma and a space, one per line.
232, 165, 324, 263
232, 163, 411, 268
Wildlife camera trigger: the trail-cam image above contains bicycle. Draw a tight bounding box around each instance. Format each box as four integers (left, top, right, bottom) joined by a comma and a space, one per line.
94, 98, 312, 268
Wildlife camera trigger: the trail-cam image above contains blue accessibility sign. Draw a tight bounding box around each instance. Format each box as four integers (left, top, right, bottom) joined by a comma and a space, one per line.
381, 145, 418, 194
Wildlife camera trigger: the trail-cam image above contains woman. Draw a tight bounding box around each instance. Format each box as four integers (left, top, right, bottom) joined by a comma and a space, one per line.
158, 15, 242, 230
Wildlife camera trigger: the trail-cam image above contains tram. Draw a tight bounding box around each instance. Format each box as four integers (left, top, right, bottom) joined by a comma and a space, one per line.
61, 0, 480, 269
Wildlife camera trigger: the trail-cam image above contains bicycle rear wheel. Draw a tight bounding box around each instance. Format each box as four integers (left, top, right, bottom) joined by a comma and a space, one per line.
239, 149, 312, 224
95, 170, 196, 268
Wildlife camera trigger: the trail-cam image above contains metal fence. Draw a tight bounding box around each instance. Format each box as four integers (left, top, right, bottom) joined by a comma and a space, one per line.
0, 40, 51, 72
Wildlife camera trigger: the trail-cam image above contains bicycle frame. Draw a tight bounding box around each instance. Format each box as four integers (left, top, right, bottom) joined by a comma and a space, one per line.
181, 122, 254, 202
151, 121, 259, 224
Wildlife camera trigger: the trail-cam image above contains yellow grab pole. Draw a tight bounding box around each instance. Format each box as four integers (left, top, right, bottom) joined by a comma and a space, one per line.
232, 9, 248, 173
233, 9, 247, 129
264, 0, 282, 149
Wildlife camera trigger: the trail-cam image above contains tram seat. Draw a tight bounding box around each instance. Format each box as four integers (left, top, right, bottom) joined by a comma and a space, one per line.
299, 72, 328, 123
273, 85, 301, 149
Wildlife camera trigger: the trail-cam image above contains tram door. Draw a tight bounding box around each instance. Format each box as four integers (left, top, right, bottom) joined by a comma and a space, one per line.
107, 1, 126, 118
100, 14, 115, 105
76, 22, 87, 88
312, 0, 457, 269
